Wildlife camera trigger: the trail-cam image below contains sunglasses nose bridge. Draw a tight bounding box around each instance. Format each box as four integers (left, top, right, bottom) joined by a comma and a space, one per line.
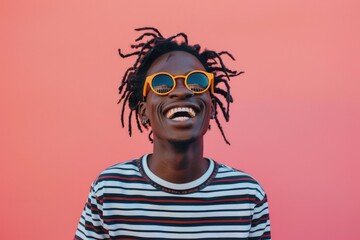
169, 76, 194, 98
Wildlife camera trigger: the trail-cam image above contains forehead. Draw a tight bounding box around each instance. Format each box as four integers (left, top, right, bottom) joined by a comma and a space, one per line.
147, 51, 205, 76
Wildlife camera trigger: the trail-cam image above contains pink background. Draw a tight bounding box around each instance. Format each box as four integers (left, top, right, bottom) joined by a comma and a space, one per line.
1, 0, 359, 239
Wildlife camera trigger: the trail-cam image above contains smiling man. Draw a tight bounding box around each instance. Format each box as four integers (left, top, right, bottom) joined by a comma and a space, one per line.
75, 27, 271, 240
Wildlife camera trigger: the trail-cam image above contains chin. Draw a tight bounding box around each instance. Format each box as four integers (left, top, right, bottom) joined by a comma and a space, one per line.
168, 138, 196, 146
167, 132, 206, 146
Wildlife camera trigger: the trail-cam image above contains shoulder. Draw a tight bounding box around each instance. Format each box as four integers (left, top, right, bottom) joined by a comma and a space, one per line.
98, 158, 140, 178
91, 158, 144, 192
214, 162, 268, 201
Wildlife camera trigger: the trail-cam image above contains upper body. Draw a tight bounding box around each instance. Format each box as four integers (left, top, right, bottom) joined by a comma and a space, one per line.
75, 155, 270, 239
75, 27, 271, 239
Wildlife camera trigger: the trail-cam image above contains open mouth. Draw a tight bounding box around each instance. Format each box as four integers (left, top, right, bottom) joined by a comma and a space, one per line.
165, 107, 196, 121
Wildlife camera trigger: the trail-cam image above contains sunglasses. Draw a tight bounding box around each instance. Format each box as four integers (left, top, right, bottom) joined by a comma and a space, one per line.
143, 70, 214, 97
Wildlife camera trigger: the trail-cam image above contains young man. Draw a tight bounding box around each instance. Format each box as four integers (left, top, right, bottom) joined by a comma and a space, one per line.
75, 27, 271, 239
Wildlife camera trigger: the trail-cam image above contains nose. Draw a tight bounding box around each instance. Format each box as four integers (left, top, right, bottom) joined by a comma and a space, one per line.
168, 78, 194, 99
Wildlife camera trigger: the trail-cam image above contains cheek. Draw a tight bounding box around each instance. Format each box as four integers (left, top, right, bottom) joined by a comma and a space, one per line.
147, 104, 156, 121
146, 98, 163, 122
201, 94, 213, 112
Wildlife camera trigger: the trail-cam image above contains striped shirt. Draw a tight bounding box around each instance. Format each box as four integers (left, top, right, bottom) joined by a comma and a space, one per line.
75, 154, 271, 239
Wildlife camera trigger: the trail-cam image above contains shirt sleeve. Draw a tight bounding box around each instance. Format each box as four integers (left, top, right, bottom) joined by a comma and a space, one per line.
249, 194, 271, 240
74, 183, 110, 240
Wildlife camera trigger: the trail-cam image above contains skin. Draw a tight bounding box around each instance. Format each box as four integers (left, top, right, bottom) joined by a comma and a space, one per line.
139, 51, 215, 184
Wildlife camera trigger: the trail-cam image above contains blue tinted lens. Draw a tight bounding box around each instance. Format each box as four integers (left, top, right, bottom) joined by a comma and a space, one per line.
186, 72, 209, 92
151, 74, 174, 94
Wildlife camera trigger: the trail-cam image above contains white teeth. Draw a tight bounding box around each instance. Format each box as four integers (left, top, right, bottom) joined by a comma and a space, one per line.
172, 116, 190, 121
166, 107, 196, 119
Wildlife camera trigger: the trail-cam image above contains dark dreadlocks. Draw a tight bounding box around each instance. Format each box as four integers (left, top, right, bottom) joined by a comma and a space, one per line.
118, 27, 243, 145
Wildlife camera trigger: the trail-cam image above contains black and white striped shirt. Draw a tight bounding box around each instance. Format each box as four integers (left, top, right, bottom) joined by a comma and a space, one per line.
75, 154, 271, 239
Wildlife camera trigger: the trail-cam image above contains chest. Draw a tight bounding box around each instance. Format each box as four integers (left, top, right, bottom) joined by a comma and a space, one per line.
101, 192, 254, 239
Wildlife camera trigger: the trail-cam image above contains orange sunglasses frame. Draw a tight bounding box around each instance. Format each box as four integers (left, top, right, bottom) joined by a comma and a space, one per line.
143, 70, 214, 97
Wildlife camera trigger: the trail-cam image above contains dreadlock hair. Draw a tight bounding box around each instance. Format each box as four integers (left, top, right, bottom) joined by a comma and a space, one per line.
118, 27, 243, 145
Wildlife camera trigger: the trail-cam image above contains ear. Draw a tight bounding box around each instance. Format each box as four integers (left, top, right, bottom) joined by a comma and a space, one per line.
210, 98, 216, 119
138, 101, 150, 125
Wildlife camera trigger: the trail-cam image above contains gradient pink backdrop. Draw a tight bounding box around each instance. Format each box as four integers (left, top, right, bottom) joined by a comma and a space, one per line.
1, 0, 359, 239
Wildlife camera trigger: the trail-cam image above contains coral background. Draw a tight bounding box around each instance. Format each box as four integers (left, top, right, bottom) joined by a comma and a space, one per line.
1, 0, 359, 239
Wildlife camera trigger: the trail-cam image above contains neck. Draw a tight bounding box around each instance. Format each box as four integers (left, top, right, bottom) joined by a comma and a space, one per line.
148, 137, 208, 184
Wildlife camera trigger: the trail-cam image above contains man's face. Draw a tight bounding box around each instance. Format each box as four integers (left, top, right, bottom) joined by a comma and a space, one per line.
139, 51, 214, 144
